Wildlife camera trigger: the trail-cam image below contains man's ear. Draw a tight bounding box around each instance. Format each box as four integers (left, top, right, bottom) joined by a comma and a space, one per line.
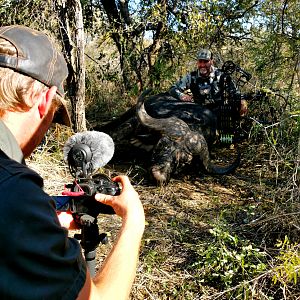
38, 86, 57, 118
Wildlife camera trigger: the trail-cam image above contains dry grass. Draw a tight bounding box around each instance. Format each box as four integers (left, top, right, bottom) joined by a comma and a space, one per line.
26, 126, 300, 300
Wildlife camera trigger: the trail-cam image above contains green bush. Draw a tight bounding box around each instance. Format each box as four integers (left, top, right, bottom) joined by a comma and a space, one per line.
193, 223, 267, 289
273, 236, 300, 287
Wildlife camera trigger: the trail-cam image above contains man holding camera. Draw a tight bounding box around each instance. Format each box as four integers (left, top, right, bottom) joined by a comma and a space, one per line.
0, 25, 145, 299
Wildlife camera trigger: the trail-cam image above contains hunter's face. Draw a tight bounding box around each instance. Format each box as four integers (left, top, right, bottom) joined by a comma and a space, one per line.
197, 59, 212, 77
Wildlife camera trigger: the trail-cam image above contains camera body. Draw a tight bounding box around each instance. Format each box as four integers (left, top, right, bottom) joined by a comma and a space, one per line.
53, 174, 120, 220
68, 173, 120, 197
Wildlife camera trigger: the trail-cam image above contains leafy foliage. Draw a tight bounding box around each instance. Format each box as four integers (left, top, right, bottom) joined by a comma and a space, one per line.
273, 236, 300, 287
193, 223, 267, 289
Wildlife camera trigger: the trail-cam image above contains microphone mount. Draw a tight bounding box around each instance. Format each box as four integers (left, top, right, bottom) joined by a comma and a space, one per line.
67, 143, 93, 179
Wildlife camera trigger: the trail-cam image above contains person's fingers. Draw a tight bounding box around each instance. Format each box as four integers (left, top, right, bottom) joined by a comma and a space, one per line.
112, 175, 132, 192
112, 175, 129, 185
57, 212, 79, 229
95, 193, 114, 205
182, 95, 193, 102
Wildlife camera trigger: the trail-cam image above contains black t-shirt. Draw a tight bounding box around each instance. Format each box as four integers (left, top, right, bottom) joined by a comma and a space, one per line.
0, 151, 86, 299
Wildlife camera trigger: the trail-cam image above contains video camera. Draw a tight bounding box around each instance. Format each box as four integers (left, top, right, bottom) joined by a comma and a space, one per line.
52, 131, 120, 277
53, 132, 121, 218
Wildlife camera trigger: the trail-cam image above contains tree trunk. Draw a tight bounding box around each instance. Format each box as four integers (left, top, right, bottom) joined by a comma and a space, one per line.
72, 0, 86, 131
55, 0, 86, 132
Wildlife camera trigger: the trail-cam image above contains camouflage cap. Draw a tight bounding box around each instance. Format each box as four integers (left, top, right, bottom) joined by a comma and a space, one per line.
197, 49, 212, 61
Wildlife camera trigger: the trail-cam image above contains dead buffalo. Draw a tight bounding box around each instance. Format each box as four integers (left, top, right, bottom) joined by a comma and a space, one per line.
94, 90, 240, 185
135, 89, 240, 184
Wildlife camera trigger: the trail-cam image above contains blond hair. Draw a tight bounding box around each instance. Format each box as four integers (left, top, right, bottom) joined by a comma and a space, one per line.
0, 38, 61, 117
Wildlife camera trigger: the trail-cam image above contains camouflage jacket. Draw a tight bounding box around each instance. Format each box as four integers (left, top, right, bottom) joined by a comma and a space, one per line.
169, 67, 239, 106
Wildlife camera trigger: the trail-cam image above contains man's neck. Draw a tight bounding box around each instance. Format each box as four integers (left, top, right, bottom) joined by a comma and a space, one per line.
0, 119, 24, 163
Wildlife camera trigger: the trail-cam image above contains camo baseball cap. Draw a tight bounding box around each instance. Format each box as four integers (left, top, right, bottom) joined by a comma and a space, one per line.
0, 25, 71, 126
197, 49, 212, 61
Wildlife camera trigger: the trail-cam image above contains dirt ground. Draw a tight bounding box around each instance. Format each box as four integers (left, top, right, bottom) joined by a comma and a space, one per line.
106, 152, 275, 299
28, 140, 298, 299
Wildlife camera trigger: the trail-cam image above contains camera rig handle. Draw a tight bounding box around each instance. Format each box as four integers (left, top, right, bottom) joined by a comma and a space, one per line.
74, 213, 107, 278
53, 193, 116, 277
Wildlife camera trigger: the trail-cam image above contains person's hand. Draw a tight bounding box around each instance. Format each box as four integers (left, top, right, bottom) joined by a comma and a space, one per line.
95, 176, 145, 233
180, 94, 193, 102
240, 99, 248, 116
57, 211, 80, 230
